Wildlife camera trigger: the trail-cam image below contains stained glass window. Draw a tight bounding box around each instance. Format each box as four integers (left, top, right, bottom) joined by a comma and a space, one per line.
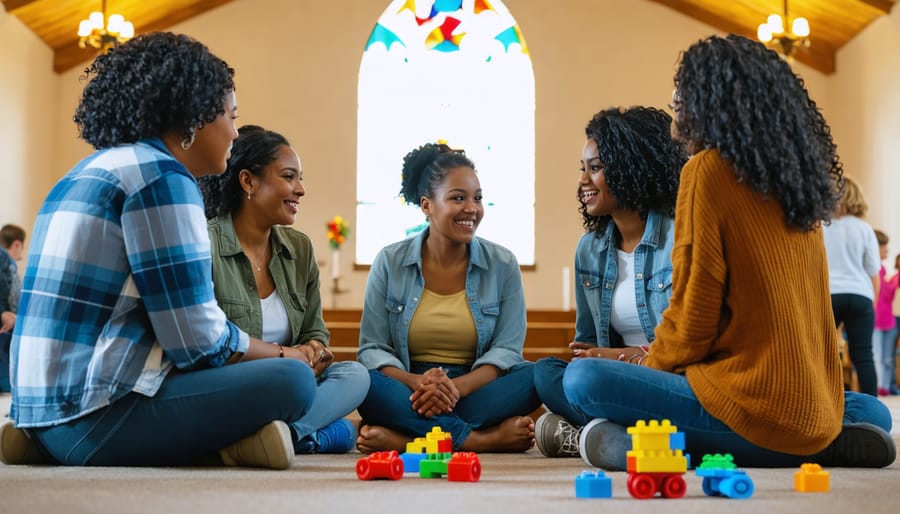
357, 0, 535, 265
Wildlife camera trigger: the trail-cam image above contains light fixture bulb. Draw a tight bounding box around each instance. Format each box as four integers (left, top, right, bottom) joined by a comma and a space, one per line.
767, 14, 784, 34
88, 11, 104, 30
107, 14, 124, 33
121, 22, 135, 39
792, 17, 810, 37
757, 24, 773, 42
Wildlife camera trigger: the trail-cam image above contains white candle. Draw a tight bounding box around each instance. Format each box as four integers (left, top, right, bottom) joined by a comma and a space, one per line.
331, 248, 341, 280
562, 266, 571, 311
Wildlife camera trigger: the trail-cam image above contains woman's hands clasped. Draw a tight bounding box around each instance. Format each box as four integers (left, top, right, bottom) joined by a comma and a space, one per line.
409, 367, 460, 418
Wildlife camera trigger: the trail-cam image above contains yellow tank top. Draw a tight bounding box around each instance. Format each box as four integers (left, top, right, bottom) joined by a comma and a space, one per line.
408, 288, 477, 365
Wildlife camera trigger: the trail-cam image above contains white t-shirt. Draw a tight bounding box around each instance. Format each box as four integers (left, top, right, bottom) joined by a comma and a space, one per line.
823, 215, 880, 300
610, 249, 649, 347
261, 291, 292, 345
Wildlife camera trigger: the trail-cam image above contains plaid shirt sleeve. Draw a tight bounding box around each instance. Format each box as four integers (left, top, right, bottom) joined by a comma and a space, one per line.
123, 170, 248, 368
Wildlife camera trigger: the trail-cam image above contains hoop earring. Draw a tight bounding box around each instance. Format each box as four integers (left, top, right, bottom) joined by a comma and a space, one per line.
180, 130, 195, 150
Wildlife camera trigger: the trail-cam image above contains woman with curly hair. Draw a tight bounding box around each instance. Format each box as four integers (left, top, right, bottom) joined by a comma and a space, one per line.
0, 33, 318, 469
564, 34, 894, 470
355, 142, 541, 454
198, 125, 369, 454
532, 106, 687, 458
824, 177, 880, 396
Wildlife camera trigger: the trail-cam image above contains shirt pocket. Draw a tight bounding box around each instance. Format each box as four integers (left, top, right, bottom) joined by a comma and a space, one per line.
478, 301, 500, 335
579, 271, 603, 318
385, 297, 406, 342
220, 300, 251, 325
645, 268, 673, 315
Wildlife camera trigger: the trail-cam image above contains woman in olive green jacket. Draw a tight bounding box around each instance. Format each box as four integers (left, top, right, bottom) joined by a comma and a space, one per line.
199, 125, 369, 454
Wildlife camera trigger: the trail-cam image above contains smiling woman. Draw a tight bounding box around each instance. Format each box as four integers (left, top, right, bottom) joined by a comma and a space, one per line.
355, 142, 541, 455
198, 125, 371, 455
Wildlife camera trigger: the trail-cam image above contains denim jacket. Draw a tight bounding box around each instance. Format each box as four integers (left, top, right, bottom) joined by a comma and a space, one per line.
208, 214, 329, 346
574, 210, 674, 347
358, 227, 526, 372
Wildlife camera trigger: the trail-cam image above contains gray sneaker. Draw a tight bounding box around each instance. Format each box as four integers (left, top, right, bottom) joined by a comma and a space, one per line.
535, 412, 582, 457
578, 418, 630, 470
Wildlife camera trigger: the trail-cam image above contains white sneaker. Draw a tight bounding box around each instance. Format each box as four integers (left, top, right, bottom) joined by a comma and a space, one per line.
578, 418, 629, 470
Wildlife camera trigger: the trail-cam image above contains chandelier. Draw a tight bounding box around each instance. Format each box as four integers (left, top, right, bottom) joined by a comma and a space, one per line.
756, 0, 810, 58
77, 0, 135, 51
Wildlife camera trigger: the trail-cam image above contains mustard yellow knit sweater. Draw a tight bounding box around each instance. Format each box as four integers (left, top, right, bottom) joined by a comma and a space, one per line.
646, 149, 844, 456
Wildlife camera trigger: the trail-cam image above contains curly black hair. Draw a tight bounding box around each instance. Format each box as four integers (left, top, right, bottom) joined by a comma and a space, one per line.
673, 34, 842, 230
73, 32, 235, 150
579, 106, 687, 234
399, 142, 475, 206
198, 125, 290, 219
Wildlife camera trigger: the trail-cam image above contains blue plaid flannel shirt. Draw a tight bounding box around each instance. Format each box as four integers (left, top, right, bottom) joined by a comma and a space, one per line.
10, 138, 249, 427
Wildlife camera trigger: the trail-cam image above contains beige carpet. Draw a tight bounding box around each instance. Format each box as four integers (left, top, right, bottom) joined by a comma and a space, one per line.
1, 393, 899, 514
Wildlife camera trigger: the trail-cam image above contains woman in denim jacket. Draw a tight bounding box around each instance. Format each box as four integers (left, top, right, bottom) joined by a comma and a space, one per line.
534, 107, 686, 458
356, 142, 541, 453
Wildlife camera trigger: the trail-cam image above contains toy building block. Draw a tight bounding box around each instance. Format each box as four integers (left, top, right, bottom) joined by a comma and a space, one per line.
794, 463, 830, 492
575, 470, 612, 498
400, 452, 428, 473
419, 452, 453, 478
696, 454, 754, 499
406, 426, 452, 454
626, 419, 688, 474
357, 451, 404, 481
447, 452, 481, 482
625, 419, 688, 499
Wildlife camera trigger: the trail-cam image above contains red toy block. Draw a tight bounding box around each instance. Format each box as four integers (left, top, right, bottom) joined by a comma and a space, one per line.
447, 452, 481, 482
356, 450, 404, 480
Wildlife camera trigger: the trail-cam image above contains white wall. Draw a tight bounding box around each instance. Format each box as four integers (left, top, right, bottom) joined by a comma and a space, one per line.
0, 8, 57, 238
4, 0, 892, 310
830, 6, 900, 259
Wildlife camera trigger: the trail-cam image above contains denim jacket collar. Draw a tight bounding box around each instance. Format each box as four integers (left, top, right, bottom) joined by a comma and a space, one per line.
595, 210, 668, 251
400, 226, 487, 271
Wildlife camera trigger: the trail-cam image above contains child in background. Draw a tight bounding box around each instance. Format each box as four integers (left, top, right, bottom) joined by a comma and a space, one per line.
873, 230, 898, 396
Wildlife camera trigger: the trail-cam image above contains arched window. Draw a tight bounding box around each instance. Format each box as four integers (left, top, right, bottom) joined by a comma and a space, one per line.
356, 0, 535, 265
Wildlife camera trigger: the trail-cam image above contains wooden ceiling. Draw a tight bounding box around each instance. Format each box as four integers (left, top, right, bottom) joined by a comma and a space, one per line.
647, 0, 896, 74
2, 0, 895, 75
1, 0, 235, 73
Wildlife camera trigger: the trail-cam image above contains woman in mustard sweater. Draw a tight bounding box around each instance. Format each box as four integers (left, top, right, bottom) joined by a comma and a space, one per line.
563, 34, 895, 469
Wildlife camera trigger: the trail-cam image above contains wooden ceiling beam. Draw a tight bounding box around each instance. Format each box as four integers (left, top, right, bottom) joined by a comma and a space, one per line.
647, 0, 835, 74
52, 0, 236, 73
1, 0, 37, 12
858, 0, 895, 15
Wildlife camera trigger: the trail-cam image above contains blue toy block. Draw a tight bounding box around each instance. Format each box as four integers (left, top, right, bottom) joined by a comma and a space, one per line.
401, 452, 428, 473
670, 431, 685, 451
575, 470, 612, 498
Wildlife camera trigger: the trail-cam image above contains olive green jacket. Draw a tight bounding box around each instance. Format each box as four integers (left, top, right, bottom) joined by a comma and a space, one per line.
208, 214, 329, 346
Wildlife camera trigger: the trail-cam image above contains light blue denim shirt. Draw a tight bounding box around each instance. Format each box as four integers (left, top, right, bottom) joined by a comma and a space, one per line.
574, 210, 674, 347
358, 227, 526, 372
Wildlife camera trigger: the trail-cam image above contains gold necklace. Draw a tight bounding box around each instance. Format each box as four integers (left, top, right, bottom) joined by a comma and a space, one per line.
246, 248, 270, 273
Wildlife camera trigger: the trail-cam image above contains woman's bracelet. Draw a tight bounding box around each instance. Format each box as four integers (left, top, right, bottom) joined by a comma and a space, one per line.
278, 345, 284, 358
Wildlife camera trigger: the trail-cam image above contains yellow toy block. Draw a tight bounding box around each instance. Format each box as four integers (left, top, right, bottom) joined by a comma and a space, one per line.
794, 463, 830, 492
627, 449, 688, 473
405, 426, 452, 454
627, 419, 677, 452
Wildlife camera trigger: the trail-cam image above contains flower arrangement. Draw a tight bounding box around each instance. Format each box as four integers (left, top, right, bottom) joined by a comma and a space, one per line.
326, 215, 350, 250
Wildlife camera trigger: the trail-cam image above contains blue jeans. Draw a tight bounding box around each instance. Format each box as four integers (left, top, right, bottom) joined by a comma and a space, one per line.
357, 361, 540, 450
873, 326, 899, 391
30, 359, 317, 466
533, 357, 591, 426
0, 332, 10, 392
563, 358, 892, 467
292, 360, 369, 451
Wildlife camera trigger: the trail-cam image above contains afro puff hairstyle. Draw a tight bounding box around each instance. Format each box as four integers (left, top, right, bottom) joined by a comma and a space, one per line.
399, 142, 475, 207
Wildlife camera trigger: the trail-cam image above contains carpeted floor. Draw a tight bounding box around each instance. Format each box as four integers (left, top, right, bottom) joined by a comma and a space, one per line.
1, 393, 898, 514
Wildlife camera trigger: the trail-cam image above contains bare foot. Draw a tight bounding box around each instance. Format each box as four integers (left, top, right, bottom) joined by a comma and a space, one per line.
356, 424, 413, 454
459, 416, 535, 453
